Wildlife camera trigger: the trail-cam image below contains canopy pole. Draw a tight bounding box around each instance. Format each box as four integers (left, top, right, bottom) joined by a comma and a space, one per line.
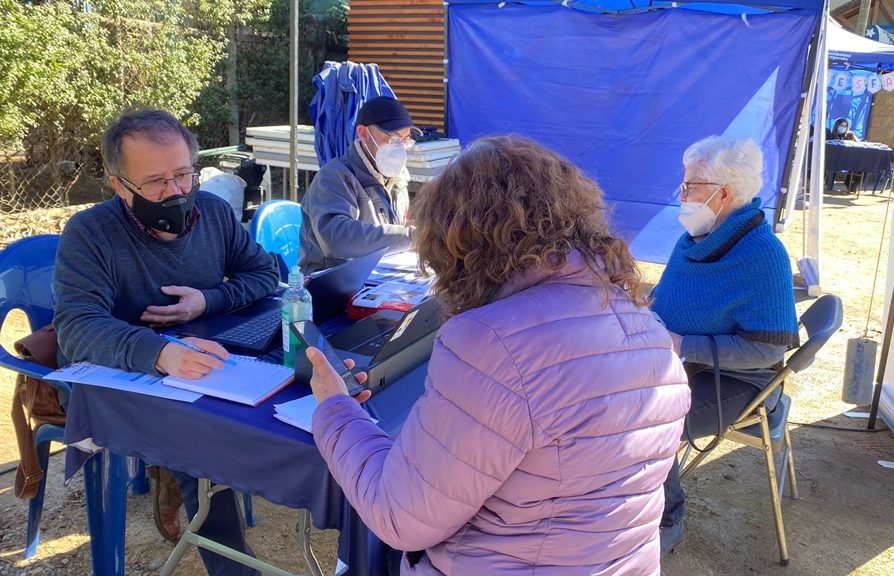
778, 11, 825, 232
289, 0, 300, 203
801, 6, 828, 297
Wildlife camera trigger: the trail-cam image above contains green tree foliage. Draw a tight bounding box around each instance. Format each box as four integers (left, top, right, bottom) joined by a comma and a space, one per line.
0, 0, 348, 159
0, 0, 226, 160
191, 0, 348, 147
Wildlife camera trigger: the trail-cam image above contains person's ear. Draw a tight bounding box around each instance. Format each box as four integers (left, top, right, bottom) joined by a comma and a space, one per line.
109, 176, 129, 201
721, 185, 736, 207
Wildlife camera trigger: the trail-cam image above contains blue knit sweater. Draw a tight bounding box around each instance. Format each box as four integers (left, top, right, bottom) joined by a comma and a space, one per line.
652, 198, 799, 370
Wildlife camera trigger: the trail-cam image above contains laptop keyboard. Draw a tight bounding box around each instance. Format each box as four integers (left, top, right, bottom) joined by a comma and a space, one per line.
214, 309, 281, 352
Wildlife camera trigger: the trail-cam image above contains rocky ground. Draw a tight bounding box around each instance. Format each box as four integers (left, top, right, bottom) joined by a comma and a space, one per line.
1, 185, 894, 575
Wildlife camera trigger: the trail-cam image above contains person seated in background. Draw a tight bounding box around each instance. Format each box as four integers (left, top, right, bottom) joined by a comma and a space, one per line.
54, 108, 279, 575
826, 118, 861, 190
299, 96, 418, 274
305, 135, 691, 575
652, 135, 799, 556
826, 118, 865, 192
827, 117, 858, 141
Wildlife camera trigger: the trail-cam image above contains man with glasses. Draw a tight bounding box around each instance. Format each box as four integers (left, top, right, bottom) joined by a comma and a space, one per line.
54, 108, 278, 575
299, 96, 419, 273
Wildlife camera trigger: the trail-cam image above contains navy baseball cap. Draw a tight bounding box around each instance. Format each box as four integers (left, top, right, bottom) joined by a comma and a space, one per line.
357, 97, 419, 134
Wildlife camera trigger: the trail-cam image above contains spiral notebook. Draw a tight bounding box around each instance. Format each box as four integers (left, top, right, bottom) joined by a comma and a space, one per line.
162, 355, 294, 406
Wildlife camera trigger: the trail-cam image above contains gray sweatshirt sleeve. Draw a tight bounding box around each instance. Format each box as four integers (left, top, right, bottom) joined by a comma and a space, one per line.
200, 205, 279, 317
680, 334, 787, 370
53, 218, 167, 375
307, 169, 412, 260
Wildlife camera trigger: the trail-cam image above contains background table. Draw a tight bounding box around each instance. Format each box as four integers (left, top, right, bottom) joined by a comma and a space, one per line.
63, 359, 427, 575
825, 141, 894, 174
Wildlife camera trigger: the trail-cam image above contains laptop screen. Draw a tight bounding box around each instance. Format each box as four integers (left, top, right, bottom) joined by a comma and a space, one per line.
306, 247, 388, 324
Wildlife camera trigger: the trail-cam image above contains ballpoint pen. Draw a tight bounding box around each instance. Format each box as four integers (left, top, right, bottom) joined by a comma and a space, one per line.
161, 334, 237, 365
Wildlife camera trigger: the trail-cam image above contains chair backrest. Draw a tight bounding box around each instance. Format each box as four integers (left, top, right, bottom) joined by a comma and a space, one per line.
0, 235, 59, 332
249, 200, 302, 281
787, 294, 844, 374
736, 294, 844, 420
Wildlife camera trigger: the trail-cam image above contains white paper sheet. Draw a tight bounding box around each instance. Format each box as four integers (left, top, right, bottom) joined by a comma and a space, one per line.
46, 362, 201, 402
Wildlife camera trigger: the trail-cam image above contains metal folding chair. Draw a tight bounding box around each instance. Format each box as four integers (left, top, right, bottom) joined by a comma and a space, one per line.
680, 294, 843, 565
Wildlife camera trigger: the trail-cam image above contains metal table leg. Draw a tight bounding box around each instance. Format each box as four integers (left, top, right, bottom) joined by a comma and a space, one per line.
296, 509, 324, 576
161, 479, 298, 576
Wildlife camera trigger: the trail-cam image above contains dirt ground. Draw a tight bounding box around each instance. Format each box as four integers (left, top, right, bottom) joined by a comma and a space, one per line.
2, 184, 894, 575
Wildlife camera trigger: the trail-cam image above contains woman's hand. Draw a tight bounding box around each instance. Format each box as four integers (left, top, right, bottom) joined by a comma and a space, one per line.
306, 347, 372, 404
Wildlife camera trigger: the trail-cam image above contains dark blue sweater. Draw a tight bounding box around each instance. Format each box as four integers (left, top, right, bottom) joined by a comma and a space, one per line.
53, 192, 279, 375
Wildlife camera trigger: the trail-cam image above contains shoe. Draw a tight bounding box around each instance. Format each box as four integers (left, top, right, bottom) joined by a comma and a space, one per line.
659, 521, 685, 558
150, 466, 183, 542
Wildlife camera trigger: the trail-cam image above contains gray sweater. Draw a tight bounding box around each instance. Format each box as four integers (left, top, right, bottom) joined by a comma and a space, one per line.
53, 192, 279, 375
299, 142, 413, 273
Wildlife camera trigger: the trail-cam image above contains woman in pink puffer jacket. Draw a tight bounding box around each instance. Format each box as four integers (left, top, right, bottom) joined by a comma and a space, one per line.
308, 136, 690, 575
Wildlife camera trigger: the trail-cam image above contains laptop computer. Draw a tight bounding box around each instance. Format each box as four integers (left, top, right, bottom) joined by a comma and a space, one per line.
328, 297, 443, 392
170, 247, 388, 353
306, 247, 388, 324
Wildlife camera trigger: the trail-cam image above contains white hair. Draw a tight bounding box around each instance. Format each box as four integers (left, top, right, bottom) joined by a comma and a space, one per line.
682, 136, 764, 209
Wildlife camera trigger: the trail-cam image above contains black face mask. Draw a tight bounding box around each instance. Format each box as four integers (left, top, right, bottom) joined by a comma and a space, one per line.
131, 189, 197, 235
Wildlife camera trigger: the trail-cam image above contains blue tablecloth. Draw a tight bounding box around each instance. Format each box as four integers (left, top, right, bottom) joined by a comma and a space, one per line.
63, 357, 427, 575
825, 141, 894, 174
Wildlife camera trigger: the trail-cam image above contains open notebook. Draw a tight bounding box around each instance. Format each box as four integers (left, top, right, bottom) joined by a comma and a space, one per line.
162, 355, 294, 406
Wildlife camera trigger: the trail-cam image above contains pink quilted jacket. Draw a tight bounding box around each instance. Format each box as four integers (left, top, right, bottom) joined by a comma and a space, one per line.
313, 251, 690, 575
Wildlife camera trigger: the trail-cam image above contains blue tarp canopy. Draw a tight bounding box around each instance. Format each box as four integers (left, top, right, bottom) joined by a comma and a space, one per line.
447, 0, 822, 10
445, 0, 822, 263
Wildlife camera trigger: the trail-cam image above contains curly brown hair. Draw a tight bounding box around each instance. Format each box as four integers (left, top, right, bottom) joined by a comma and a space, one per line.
412, 135, 645, 318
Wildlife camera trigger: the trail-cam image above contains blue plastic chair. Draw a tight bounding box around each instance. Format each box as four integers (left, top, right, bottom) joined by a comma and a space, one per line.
249, 200, 303, 282
0, 235, 150, 558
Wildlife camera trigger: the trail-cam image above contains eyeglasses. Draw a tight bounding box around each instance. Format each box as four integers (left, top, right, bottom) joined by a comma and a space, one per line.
679, 181, 722, 200
118, 171, 199, 200
372, 125, 415, 149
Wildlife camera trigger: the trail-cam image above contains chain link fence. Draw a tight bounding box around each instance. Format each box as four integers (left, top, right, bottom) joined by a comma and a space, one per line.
0, 137, 110, 249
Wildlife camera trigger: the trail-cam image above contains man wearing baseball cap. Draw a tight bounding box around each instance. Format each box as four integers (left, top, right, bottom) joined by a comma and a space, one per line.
299, 96, 420, 273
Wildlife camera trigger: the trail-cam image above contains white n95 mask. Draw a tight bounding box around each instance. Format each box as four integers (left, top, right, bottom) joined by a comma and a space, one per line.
374, 143, 408, 178
678, 187, 721, 237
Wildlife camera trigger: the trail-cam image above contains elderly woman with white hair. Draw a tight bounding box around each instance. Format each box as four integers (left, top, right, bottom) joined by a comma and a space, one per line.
651, 135, 799, 556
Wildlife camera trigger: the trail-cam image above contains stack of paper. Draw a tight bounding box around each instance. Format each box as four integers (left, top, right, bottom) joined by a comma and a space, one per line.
274, 394, 378, 433
273, 394, 319, 432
